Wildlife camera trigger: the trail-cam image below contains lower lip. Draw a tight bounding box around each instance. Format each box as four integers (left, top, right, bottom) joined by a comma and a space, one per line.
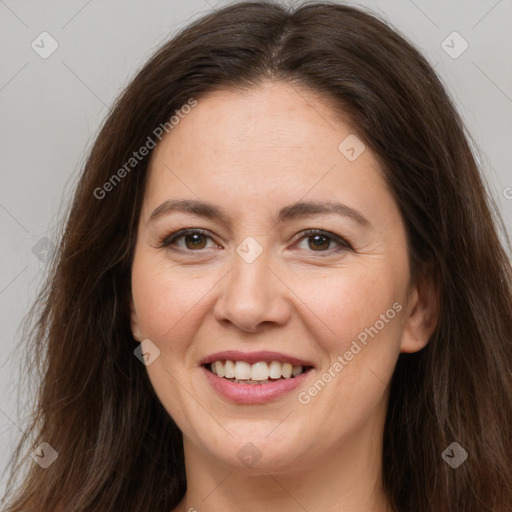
203, 366, 312, 404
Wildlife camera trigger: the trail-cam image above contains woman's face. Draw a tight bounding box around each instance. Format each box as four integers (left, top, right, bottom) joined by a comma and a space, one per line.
130, 81, 432, 474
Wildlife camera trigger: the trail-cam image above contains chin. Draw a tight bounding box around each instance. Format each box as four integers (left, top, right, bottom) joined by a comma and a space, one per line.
201, 426, 309, 474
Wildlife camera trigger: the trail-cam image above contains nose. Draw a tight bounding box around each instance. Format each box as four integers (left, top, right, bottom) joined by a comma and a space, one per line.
213, 248, 291, 333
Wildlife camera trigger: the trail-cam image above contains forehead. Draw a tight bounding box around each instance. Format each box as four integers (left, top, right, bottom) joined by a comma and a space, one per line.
143, 82, 393, 225
150, 82, 357, 165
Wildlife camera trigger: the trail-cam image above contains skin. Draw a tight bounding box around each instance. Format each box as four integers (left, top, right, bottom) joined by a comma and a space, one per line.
130, 81, 438, 512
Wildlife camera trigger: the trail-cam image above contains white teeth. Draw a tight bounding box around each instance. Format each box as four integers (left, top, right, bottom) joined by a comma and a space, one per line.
269, 361, 282, 379
251, 362, 269, 381
214, 361, 225, 378
292, 365, 302, 377
209, 360, 305, 382
281, 363, 292, 378
234, 361, 251, 380
224, 360, 235, 378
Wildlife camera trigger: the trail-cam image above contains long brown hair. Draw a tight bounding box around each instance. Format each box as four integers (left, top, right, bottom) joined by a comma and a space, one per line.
3, 2, 512, 511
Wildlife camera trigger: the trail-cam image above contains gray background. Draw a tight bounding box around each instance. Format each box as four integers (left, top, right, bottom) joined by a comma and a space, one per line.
1, 0, 511, 497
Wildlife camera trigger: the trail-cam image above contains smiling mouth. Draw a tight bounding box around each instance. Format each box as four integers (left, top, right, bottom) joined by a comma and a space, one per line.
205, 360, 313, 384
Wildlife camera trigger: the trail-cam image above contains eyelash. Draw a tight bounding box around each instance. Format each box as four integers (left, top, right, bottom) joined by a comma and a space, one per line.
159, 228, 353, 256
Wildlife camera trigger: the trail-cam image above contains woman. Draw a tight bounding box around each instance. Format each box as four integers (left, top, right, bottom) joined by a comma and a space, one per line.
3, 2, 512, 511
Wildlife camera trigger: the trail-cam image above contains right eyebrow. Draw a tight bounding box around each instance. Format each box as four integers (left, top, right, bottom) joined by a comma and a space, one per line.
149, 199, 233, 227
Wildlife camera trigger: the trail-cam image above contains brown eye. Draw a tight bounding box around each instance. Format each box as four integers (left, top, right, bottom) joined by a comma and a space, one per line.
295, 229, 352, 255
307, 234, 331, 251
182, 233, 208, 250
161, 229, 215, 251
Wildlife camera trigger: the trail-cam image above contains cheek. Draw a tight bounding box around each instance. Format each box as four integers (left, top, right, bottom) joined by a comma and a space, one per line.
297, 265, 403, 351
292, 263, 406, 414
130, 252, 209, 353
130, 252, 211, 426
293, 272, 403, 422
322, 274, 406, 391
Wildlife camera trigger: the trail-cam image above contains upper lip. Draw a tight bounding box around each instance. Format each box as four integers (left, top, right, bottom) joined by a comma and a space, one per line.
200, 350, 314, 368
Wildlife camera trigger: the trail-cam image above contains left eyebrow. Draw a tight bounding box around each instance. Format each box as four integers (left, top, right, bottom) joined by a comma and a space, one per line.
148, 199, 370, 227
276, 200, 370, 226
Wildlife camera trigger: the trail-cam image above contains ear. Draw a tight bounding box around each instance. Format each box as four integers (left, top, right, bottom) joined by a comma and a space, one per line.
130, 297, 141, 342
400, 263, 439, 353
